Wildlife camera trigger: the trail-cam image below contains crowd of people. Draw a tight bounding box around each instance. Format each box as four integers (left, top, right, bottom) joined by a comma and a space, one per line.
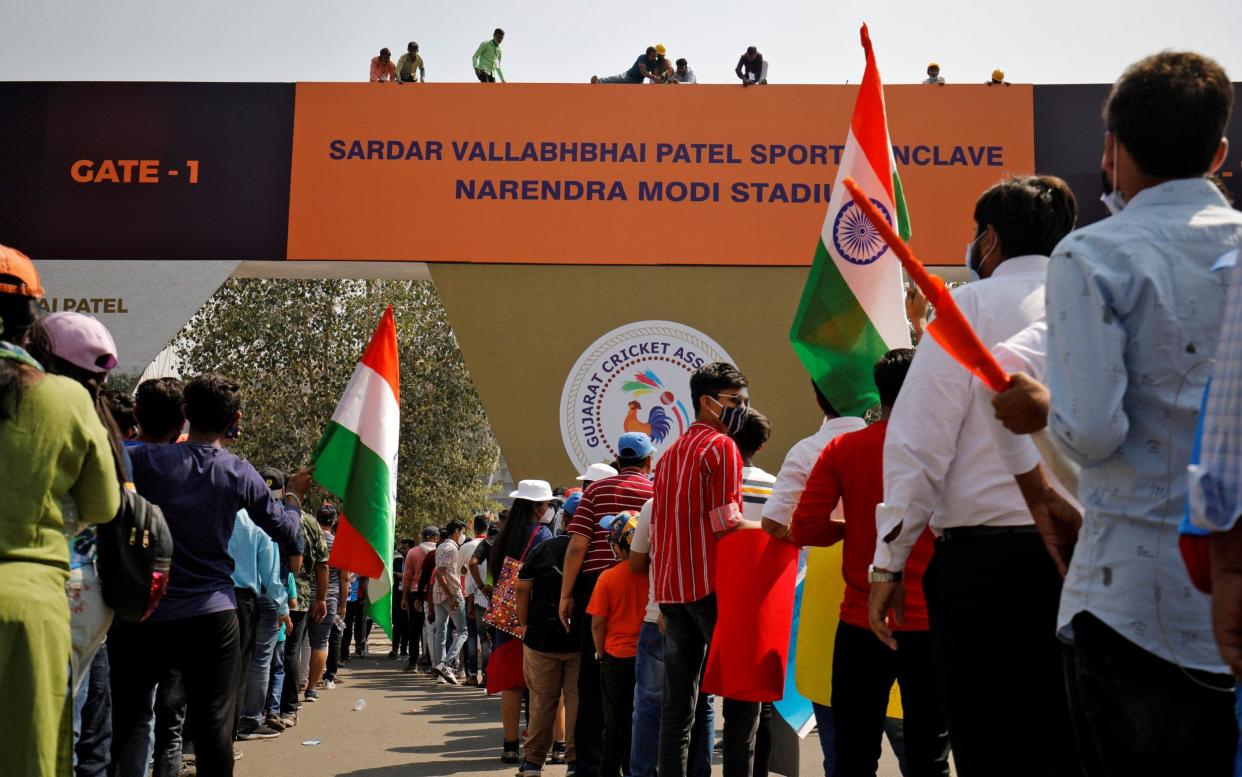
367, 28, 1009, 86
2, 45, 1242, 777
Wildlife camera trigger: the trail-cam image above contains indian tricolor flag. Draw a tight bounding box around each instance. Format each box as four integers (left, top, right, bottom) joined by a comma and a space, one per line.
313, 305, 400, 637
790, 24, 911, 417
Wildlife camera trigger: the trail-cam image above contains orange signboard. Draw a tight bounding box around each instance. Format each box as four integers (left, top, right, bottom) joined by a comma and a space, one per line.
287, 83, 1033, 265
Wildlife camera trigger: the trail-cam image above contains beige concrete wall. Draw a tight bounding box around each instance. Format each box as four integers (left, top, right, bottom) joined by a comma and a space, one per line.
430, 263, 832, 487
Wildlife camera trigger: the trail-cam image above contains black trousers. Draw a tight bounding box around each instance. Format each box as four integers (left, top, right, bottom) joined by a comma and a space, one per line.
600, 654, 636, 777
1065, 611, 1237, 777
830, 622, 948, 777
392, 591, 409, 654
574, 573, 604, 777
342, 600, 371, 655
152, 670, 186, 777
327, 619, 343, 676
109, 610, 241, 776
476, 71, 496, 82
924, 531, 1080, 777
280, 610, 308, 715
231, 588, 258, 737
406, 605, 426, 668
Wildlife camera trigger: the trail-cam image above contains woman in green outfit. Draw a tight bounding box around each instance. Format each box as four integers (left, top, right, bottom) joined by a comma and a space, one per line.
0, 246, 120, 777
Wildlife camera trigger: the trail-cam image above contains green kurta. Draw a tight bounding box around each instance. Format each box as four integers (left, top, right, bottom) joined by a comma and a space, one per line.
0, 369, 119, 776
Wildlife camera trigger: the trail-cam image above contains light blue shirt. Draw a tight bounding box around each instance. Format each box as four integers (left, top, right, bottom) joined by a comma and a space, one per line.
1191, 255, 1242, 532
1046, 177, 1242, 672
229, 510, 287, 614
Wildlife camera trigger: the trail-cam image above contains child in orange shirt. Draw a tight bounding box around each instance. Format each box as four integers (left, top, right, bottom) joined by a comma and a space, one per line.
587, 510, 648, 777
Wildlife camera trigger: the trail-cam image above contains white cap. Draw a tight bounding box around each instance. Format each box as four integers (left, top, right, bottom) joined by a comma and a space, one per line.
575, 463, 618, 482
509, 479, 555, 502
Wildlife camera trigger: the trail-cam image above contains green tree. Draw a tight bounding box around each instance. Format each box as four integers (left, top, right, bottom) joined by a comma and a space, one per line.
173, 278, 499, 536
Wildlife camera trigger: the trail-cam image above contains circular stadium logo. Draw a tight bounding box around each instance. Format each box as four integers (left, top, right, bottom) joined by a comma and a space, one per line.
831, 198, 893, 265
560, 320, 735, 473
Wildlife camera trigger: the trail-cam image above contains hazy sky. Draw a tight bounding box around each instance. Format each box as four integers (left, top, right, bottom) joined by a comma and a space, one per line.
3, 0, 1241, 86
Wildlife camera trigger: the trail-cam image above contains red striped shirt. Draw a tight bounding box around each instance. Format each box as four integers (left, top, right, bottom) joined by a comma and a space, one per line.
567, 468, 654, 575
651, 422, 743, 604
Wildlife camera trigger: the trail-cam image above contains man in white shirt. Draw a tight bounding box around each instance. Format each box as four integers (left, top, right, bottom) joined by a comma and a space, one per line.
459, 513, 490, 685
868, 175, 1082, 776
761, 382, 866, 539
432, 520, 468, 684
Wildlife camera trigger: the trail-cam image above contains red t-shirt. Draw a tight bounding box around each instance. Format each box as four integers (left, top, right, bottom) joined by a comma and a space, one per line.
586, 562, 650, 658
789, 420, 934, 631
567, 468, 654, 575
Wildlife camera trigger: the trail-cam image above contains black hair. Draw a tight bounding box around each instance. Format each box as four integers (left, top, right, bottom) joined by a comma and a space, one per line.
104, 389, 136, 437
676, 58, 687, 67
0, 359, 28, 422
317, 503, 338, 526
747, 46, 758, 55
408, 41, 418, 51
617, 454, 651, 470
183, 373, 241, 434
490, 498, 537, 576
446, 519, 467, 535
690, 361, 748, 416
380, 47, 391, 57
646, 46, 657, 56
1106, 51, 1233, 179
811, 379, 839, 419
874, 348, 916, 409
494, 28, 505, 36
972, 175, 1078, 259
134, 377, 185, 440
401, 537, 417, 547
473, 513, 491, 535
0, 279, 38, 343
731, 408, 772, 460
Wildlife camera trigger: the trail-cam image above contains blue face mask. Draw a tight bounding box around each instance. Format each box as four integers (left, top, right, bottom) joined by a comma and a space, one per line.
964, 232, 984, 282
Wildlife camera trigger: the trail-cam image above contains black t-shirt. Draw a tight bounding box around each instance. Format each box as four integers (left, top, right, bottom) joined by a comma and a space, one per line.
518, 535, 581, 653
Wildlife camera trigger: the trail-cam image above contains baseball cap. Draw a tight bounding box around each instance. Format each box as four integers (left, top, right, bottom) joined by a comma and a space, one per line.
600, 510, 640, 550
42, 312, 119, 373
422, 525, 440, 539
0, 244, 45, 298
562, 491, 583, 517
617, 432, 654, 459
259, 467, 286, 493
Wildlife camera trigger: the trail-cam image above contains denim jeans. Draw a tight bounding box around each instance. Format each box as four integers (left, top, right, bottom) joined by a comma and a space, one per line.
265, 636, 285, 716
433, 596, 468, 668
240, 598, 279, 730
73, 646, 111, 777
632, 620, 713, 777
465, 605, 481, 675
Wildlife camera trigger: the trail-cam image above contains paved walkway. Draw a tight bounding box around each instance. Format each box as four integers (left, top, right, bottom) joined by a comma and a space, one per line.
235, 634, 904, 777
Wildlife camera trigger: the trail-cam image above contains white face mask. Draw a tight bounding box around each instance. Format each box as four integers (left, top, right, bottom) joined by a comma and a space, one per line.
539, 506, 554, 525
1100, 136, 1126, 216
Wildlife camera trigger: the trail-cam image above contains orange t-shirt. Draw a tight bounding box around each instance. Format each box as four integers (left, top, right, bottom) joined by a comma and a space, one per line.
586, 562, 649, 658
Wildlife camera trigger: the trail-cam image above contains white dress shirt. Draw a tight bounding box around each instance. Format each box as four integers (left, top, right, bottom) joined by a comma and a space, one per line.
761, 416, 868, 526
874, 255, 1049, 571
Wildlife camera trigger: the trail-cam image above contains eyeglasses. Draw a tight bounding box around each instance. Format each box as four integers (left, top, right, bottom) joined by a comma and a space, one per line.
714, 393, 749, 408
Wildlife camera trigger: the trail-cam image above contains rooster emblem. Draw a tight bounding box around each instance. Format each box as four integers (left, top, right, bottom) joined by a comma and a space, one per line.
620, 370, 690, 444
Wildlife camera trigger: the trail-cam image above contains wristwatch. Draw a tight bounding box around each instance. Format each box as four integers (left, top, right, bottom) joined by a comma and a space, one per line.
867, 565, 903, 584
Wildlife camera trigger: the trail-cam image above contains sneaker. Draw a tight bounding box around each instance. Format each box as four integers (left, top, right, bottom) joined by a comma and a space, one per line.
501, 741, 521, 765
304, 689, 320, 703
264, 713, 286, 731
517, 759, 543, 776
324, 680, 337, 690
233, 748, 243, 761
237, 724, 281, 741
548, 742, 567, 765
387, 650, 398, 659
566, 762, 577, 777
280, 713, 298, 728
434, 664, 459, 685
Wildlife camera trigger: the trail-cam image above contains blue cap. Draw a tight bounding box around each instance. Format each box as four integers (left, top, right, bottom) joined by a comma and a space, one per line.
617, 431, 655, 459
562, 491, 582, 516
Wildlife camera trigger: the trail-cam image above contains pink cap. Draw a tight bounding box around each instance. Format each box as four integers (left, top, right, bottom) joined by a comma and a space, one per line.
42, 312, 118, 373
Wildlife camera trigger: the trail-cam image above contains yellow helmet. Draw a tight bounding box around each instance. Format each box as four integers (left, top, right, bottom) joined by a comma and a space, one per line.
655, 44, 667, 56
991, 68, 1005, 82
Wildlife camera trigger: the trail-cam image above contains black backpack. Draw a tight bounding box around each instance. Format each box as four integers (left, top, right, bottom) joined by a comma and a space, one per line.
96, 488, 174, 622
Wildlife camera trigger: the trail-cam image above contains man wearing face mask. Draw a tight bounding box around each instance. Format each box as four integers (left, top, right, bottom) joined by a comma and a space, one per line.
867, 176, 1081, 777
988, 51, 1242, 776
651, 362, 756, 777
560, 432, 656, 777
